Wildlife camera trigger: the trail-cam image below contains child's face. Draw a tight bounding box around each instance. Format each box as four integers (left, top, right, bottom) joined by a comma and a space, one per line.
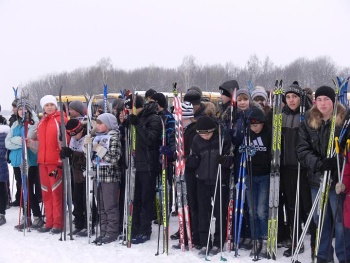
96, 120, 109, 133
250, 123, 264, 134
199, 132, 214, 140
285, 93, 300, 111
44, 103, 57, 115
237, 95, 249, 111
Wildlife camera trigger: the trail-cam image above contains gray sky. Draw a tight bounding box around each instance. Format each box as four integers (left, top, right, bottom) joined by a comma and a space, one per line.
0, 0, 349, 111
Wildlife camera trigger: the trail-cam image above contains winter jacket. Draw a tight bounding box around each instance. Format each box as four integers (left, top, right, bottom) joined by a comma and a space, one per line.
0, 124, 10, 182
5, 112, 39, 167
69, 131, 86, 184
341, 154, 350, 228
37, 110, 68, 165
281, 105, 302, 167
187, 128, 232, 185
297, 104, 347, 188
250, 124, 271, 176
92, 130, 121, 183
134, 102, 162, 172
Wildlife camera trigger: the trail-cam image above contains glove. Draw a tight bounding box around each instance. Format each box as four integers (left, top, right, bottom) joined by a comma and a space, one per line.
84, 135, 93, 146
93, 144, 107, 159
60, 146, 73, 159
128, 114, 139, 126
335, 182, 346, 194
159, 146, 174, 158
229, 129, 237, 145
216, 154, 226, 165
320, 157, 337, 173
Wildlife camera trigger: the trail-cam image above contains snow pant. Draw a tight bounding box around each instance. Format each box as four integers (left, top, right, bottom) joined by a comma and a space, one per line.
197, 179, 228, 248
14, 166, 41, 217
281, 166, 316, 247
13, 166, 21, 203
119, 168, 125, 234
246, 175, 269, 240
39, 164, 63, 229
96, 181, 120, 238
0, 182, 7, 214
73, 182, 86, 230
311, 187, 350, 262
185, 169, 200, 246
132, 171, 157, 236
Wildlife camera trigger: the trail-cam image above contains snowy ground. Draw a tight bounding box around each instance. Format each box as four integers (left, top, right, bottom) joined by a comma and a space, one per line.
0, 165, 317, 263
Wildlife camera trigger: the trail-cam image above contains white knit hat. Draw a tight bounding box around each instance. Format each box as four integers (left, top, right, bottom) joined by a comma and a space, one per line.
40, 95, 58, 108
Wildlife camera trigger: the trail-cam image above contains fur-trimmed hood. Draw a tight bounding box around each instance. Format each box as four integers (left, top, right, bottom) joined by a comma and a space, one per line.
307, 103, 346, 130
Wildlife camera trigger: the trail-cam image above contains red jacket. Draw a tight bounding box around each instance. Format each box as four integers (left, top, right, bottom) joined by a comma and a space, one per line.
342, 154, 350, 228
37, 110, 68, 165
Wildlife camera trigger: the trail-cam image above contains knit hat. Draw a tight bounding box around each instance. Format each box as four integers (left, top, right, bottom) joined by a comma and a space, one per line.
12, 99, 19, 107
248, 105, 266, 124
151, 93, 167, 108
236, 88, 251, 101
196, 116, 217, 134
65, 119, 83, 136
112, 98, 125, 111
184, 90, 201, 106
284, 81, 302, 97
124, 94, 144, 109
40, 95, 58, 108
97, 113, 118, 130
251, 87, 268, 102
188, 86, 203, 98
219, 80, 239, 98
145, 88, 157, 98
315, 86, 335, 104
181, 101, 194, 119
69, 100, 85, 117
16, 99, 34, 113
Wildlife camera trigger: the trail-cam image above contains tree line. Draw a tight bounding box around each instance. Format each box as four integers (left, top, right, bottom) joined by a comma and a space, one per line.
22, 55, 349, 108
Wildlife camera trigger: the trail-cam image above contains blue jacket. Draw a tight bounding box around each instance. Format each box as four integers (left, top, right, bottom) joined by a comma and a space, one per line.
5, 114, 38, 167
0, 124, 10, 182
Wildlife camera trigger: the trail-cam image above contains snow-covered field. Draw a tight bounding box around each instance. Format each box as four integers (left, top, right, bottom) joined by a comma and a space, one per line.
0, 165, 317, 263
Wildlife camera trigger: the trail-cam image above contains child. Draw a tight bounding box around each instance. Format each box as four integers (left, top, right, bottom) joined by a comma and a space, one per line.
85, 113, 122, 244
186, 116, 232, 256
245, 106, 271, 258
60, 119, 88, 235
5, 99, 44, 229
0, 121, 10, 225
37, 95, 67, 234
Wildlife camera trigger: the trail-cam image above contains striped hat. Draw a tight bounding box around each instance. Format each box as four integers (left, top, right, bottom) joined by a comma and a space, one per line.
181, 101, 194, 119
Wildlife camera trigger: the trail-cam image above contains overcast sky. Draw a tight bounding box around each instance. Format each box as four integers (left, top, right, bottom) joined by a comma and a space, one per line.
0, 0, 349, 111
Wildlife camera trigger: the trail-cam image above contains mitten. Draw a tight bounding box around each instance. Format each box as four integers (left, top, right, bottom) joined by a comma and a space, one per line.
128, 114, 139, 126
84, 135, 93, 146
60, 146, 73, 159
335, 182, 346, 194
320, 157, 337, 173
159, 146, 174, 158
93, 144, 107, 159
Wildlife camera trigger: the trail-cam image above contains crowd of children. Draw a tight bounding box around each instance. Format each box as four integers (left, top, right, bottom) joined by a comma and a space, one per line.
0, 80, 349, 263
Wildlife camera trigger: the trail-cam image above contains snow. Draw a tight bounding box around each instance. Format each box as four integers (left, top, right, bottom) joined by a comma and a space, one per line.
0, 165, 316, 263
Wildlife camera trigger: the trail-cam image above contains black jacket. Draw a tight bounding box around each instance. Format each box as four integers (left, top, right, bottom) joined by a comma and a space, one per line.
250, 124, 271, 176
134, 102, 162, 172
187, 128, 232, 185
297, 104, 346, 188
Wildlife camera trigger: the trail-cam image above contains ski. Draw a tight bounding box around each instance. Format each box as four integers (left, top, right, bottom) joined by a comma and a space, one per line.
126, 92, 137, 248
226, 87, 237, 252
173, 83, 193, 251
267, 79, 283, 259
86, 94, 95, 244
58, 86, 74, 240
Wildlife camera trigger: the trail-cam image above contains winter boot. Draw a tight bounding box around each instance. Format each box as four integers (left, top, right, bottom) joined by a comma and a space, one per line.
259, 239, 268, 259
209, 246, 220, 256
14, 217, 32, 230
170, 230, 180, 240
250, 240, 262, 257
31, 216, 44, 229
283, 243, 304, 257
0, 214, 6, 226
